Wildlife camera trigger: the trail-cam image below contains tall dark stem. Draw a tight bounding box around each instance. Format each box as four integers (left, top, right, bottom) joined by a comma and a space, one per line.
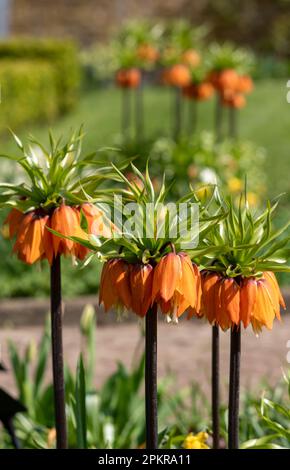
212, 324, 220, 449
135, 79, 144, 142
228, 326, 241, 449
145, 304, 158, 449
229, 106, 237, 139
188, 99, 197, 136
173, 87, 182, 141
50, 254, 67, 449
121, 88, 131, 140
215, 93, 223, 142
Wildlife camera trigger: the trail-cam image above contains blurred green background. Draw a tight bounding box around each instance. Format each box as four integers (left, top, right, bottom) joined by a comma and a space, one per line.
0, 0, 290, 298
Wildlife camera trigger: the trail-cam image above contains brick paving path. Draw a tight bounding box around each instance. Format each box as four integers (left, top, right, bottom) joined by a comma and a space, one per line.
1, 314, 289, 398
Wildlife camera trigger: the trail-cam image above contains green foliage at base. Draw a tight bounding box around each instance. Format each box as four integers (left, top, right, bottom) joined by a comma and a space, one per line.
0, 309, 289, 449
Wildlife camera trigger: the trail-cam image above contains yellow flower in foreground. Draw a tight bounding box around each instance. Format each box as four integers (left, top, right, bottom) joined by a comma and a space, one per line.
228, 177, 243, 193
247, 191, 259, 207
183, 432, 209, 449
47, 428, 56, 448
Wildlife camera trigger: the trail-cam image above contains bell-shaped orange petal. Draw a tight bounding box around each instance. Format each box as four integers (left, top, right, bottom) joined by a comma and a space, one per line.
4, 208, 23, 239
240, 278, 257, 328
51, 205, 81, 256
109, 259, 132, 310
252, 280, 276, 330
99, 260, 119, 311
215, 279, 232, 331
222, 278, 240, 326
130, 264, 154, 316
176, 254, 197, 307
187, 263, 202, 319
201, 272, 221, 324
14, 212, 47, 264
152, 253, 181, 303
264, 271, 286, 312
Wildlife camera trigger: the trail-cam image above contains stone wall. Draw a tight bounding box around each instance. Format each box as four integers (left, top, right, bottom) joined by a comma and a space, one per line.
8, 0, 290, 56
8, 0, 221, 44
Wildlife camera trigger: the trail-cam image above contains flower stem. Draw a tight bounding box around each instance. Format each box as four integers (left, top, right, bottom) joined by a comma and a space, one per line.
215, 93, 223, 142
50, 254, 67, 449
229, 106, 237, 139
188, 99, 197, 136
212, 324, 220, 449
135, 78, 144, 141
145, 303, 158, 449
173, 87, 182, 141
228, 325, 241, 449
122, 88, 131, 140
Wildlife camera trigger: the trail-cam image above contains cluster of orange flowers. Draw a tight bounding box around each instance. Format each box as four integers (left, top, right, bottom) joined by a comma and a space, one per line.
161, 50, 214, 102
115, 43, 253, 109
99, 252, 201, 322
4, 203, 110, 265
209, 69, 253, 108
115, 68, 142, 89
99, 251, 284, 332
163, 63, 253, 107
115, 43, 159, 89
201, 271, 284, 333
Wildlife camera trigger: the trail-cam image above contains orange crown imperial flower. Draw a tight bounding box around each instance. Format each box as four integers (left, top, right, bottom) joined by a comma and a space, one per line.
1, 129, 115, 265
221, 91, 246, 109
181, 49, 201, 68
165, 64, 191, 88
12, 210, 51, 265
4, 202, 108, 265
99, 260, 154, 318
200, 189, 290, 333
115, 68, 141, 88
200, 271, 285, 333
183, 82, 214, 101
70, 163, 224, 321
137, 43, 159, 64
236, 75, 254, 94
152, 252, 202, 323
99, 259, 132, 313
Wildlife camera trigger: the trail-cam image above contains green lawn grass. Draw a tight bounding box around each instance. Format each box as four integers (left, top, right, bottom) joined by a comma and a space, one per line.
1, 79, 289, 198
0, 79, 289, 297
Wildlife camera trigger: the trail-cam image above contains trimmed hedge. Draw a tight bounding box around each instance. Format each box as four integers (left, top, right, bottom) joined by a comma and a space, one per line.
0, 38, 81, 113
0, 60, 58, 130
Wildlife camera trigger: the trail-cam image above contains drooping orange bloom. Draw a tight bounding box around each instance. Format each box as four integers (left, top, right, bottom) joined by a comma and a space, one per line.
165, 64, 191, 88
50, 204, 86, 258
221, 91, 246, 109
4, 208, 24, 238
137, 44, 159, 63
200, 271, 285, 332
5, 204, 90, 265
79, 203, 113, 238
181, 49, 201, 68
130, 264, 154, 317
152, 252, 201, 321
115, 68, 141, 88
12, 211, 51, 265
213, 68, 240, 92
74, 202, 115, 260
99, 259, 132, 312
182, 82, 214, 101
236, 75, 253, 94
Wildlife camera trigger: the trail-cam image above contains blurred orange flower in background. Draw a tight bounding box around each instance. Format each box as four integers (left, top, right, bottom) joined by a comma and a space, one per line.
115, 68, 141, 88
